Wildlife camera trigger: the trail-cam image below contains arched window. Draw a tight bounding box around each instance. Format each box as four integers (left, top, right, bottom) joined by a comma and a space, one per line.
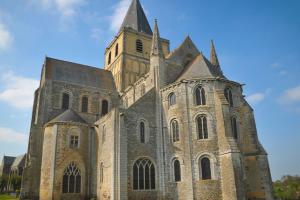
101, 100, 108, 116
99, 163, 104, 183
197, 115, 208, 139
171, 120, 179, 142
133, 158, 155, 190
136, 39, 143, 53
195, 86, 206, 105
231, 117, 238, 139
102, 125, 106, 143
173, 159, 181, 182
224, 88, 233, 107
62, 162, 81, 193
108, 52, 112, 65
140, 121, 145, 143
81, 96, 88, 113
200, 157, 211, 180
115, 43, 119, 57
168, 92, 176, 107
62, 93, 70, 110
140, 84, 145, 96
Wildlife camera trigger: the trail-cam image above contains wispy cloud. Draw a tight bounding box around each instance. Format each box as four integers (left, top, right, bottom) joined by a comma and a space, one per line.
279, 85, 300, 104
246, 89, 271, 105
90, 28, 102, 41
0, 71, 39, 109
109, 0, 131, 33
0, 127, 27, 144
270, 62, 288, 76
0, 21, 13, 51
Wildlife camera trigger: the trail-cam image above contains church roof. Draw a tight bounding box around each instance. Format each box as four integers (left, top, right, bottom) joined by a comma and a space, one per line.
44, 57, 116, 91
119, 0, 152, 35
50, 109, 87, 124
1, 156, 15, 166
176, 53, 226, 81
11, 154, 26, 169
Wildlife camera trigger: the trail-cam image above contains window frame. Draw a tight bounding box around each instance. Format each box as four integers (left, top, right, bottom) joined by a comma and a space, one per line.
224, 87, 234, 107
136, 39, 143, 53
132, 157, 156, 191
170, 119, 180, 143
168, 92, 176, 107
196, 115, 209, 140
231, 116, 238, 139
173, 159, 181, 182
62, 92, 71, 110
81, 96, 89, 113
62, 162, 81, 194
115, 43, 119, 57
194, 86, 206, 106
101, 99, 109, 116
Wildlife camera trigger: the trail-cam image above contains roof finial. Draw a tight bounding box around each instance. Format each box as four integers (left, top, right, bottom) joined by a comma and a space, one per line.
210, 39, 220, 67
151, 19, 164, 57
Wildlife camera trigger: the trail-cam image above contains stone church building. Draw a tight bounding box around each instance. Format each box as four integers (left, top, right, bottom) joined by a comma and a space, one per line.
20, 0, 274, 199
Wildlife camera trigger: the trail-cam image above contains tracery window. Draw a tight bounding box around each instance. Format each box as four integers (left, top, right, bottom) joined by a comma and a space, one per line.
81, 96, 88, 113
62, 93, 70, 110
195, 86, 206, 105
140, 121, 145, 143
99, 162, 104, 183
140, 84, 145, 96
70, 135, 79, 148
231, 117, 238, 139
224, 88, 233, 107
168, 92, 176, 107
108, 52, 112, 65
133, 158, 155, 190
62, 162, 81, 193
171, 120, 179, 142
197, 115, 208, 139
173, 159, 181, 182
136, 39, 143, 53
200, 157, 211, 180
101, 100, 109, 116
115, 43, 119, 57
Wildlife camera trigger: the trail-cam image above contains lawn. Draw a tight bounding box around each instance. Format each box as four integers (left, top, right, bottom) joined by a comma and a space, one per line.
0, 194, 18, 200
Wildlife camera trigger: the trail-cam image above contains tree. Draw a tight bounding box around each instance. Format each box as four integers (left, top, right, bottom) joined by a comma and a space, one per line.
273, 175, 300, 200
9, 174, 22, 192
0, 175, 8, 192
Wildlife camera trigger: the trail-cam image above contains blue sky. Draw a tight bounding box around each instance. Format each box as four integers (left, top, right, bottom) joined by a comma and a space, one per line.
0, 0, 299, 181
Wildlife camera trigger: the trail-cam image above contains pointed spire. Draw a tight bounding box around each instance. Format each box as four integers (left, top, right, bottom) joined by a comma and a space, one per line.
119, 0, 152, 35
151, 19, 164, 57
210, 40, 220, 67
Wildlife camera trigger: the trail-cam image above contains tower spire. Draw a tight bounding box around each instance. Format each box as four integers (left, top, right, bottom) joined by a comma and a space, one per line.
151, 19, 164, 57
210, 40, 220, 67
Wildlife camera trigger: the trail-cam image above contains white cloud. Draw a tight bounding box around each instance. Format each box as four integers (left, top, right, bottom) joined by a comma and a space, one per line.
0, 127, 27, 145
279, 85, 300, 104
0, 22, 13, 51
246, 93, 266, 104
109, 0, 131, 33
90, 28, 102, 41
0, 71, 39, 109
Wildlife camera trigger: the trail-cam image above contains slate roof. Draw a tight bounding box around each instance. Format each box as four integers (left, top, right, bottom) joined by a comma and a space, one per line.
176, 53, 226, 81
119, 0, 152, 35
11, 154, 26, 169
44, 57, 116, 91
1, 156, 15, 166
49, 109, 87, 124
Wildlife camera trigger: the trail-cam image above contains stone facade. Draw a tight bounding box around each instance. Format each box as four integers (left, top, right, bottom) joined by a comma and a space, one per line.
21, 0, 274, 199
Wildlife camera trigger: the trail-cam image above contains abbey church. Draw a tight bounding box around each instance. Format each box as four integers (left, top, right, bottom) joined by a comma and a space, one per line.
20, 0, 274, 199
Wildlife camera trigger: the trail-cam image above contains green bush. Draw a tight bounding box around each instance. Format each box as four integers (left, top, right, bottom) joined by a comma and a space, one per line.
274, 175, 300, 200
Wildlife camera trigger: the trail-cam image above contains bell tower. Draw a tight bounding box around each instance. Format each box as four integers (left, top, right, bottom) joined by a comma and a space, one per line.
104, 0, 170, 92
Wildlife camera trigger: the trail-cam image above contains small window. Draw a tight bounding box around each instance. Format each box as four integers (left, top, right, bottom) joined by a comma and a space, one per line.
108, 52, 112, 65
62, 93, 70, 110
62, 162, 81, 193
101, 100, 109, 116
140, 122, 145, 143
115, 43, 119, 57
100, 163, 104, 183
224, 88, 233, 107
168, 92, 176, 107
136, 39, 143, 53
70, 135, 79, 148
200, 157, 211, 180
195, 86, 206, 105
102, 125, 106, 143
171, 120, 179, 142
231, 117, 238, 139
133, 158, 155, 190
197, 115, 208, 139
140, 84, 145, 96
174, 159, 181, 182
81, 96, 88, 113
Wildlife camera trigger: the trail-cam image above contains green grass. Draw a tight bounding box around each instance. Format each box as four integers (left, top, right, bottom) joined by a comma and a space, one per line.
0, 194, 18, 200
